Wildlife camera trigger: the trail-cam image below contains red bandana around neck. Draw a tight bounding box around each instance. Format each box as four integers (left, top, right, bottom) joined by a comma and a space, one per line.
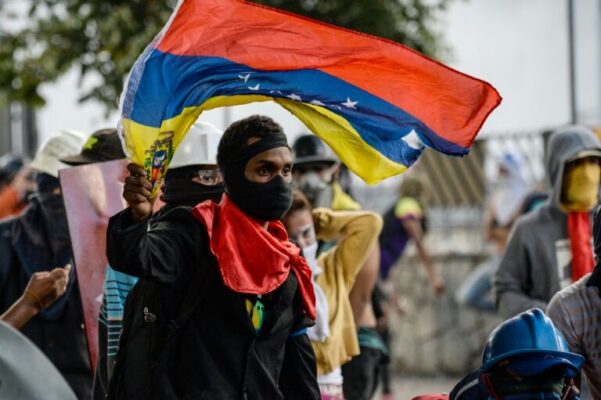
567, 212, 595, 282
192, 195, 316, 320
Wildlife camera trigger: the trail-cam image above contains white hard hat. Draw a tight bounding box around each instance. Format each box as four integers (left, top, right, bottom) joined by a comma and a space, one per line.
30, 130, 88, 177
170, 121, 222, 169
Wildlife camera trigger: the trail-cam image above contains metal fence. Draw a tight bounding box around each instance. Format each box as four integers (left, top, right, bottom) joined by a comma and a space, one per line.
353, 130, 550, 228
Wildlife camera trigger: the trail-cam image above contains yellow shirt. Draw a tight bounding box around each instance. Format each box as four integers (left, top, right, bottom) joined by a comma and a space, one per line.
330, 181, 361, 211
394, 197, 423, 219
311, 208, 383, 375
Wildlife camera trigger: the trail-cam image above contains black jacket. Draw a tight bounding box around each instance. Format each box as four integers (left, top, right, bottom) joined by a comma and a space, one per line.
0, 202, 92, 399
106, 207, 320, 400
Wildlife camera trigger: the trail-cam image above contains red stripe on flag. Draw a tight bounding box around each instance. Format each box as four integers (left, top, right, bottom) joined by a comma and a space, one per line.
158, 0, 501, 147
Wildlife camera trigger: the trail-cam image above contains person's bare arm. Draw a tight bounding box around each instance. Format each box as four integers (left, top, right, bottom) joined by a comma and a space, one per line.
402, 218, 444, 295
349, 246, 380, 328
1, 265, 71, 330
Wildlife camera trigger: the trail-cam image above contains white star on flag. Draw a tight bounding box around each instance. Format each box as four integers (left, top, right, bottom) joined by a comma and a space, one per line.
310, 100, 325, 106
401, 130, 423, 149
287, 93, 302, 101
270, 90, 283, 95
238, 73, 251, 83
342, 97, 358, 109
248, 83, 260, 91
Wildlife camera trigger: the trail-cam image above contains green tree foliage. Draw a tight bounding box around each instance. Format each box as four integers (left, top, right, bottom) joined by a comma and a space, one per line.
0, 0, 452, 112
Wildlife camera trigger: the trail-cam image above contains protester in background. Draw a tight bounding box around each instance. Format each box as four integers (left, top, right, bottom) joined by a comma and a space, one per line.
106, 116, 319, 399
495, 126, 601, 319
379, 175, 442, 291
0, 265, 71, 330
282, 190, 382, 400
456, 153, 530, 312
375, 175, 443, 399
448, 309, 584, 400
292, 134, 388, 400
0, 154, 35, 219
292, 134, 359, 210
547, 207, 601, 400
485, 153, 530, 253
81, 122, 224, 399
0, 130, 93, 399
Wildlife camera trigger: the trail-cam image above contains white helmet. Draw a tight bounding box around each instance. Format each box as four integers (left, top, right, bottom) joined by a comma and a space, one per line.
30, 130, 88, 177
170, 121, 222, 169
0, 321, 77, 400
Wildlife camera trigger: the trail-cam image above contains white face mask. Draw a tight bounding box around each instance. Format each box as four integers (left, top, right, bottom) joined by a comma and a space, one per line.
299, 171, 329, 191
302, 241, 330, 342
302, 242, 321, 277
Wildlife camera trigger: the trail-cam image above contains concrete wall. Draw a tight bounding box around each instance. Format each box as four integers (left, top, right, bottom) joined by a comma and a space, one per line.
387, 230, 504, 375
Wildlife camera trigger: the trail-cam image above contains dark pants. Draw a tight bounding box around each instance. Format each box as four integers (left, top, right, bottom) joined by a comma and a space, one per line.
378, 327, 392, 394
341, 346, 382, 400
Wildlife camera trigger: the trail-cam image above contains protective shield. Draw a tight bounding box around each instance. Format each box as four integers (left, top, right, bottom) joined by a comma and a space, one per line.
59, 160, 129, 371
60, 160, 164, 370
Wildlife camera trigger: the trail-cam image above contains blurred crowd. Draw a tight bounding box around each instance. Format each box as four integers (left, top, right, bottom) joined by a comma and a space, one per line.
0, 119, 600, 400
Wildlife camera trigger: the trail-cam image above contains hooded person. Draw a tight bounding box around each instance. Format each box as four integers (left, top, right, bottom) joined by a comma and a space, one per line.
106, 115, 319, 400
547, 206, 601, 399
0, 130, 93, 399
77, 122, 226, 399
485, 153, 530, 253
494, 126, 601, 318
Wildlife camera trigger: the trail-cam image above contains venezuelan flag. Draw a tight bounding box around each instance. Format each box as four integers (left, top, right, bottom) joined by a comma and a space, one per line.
120, 0, 501, 190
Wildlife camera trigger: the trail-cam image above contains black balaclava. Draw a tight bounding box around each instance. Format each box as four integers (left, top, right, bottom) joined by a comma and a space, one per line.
35, 173, 70, 247
160, 165, 224, 209
15, 173, 73, 320
221, 136, 292, 221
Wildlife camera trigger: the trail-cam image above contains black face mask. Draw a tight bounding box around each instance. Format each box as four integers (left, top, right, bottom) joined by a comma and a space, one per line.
35, 174, 69, 239
227, 174, 292, 221
222, 136, 292, 221
31, 175, 71, 261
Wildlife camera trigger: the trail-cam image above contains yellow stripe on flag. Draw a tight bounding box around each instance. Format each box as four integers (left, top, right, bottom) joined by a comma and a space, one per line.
122, 94, 406, 194
275, 99, 407, 184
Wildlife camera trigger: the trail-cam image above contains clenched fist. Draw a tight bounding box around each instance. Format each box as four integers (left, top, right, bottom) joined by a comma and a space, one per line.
123, 163, 156, 222
23, 264, 72, 311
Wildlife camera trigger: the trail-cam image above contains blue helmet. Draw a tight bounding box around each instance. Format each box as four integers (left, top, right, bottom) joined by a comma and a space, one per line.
481, 308, 584, 377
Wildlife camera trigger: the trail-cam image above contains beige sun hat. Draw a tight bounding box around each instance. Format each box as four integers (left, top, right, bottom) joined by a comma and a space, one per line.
29, 130, 88, 177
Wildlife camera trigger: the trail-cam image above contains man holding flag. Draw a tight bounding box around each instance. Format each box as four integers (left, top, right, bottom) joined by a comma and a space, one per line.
107, 115, 319, 399
111, 0, 500, 398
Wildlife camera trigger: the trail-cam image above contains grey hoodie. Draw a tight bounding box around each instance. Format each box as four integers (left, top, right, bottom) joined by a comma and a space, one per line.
494, 125, 601, 318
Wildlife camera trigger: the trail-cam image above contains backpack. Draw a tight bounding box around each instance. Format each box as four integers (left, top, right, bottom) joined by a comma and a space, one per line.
106, 259, 209, 400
